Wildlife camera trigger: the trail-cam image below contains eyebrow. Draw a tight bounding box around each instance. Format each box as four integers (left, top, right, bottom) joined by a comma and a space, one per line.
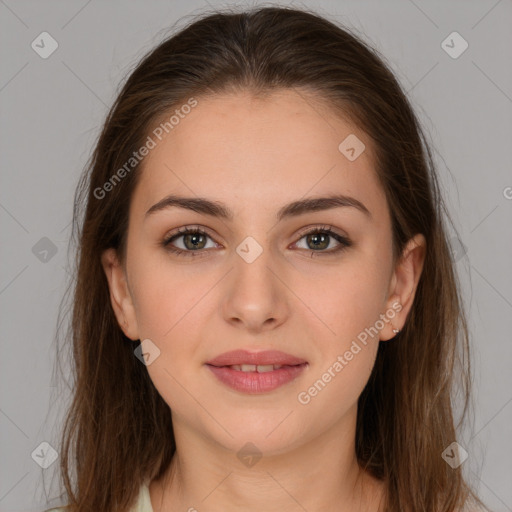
145, 193, 372, 222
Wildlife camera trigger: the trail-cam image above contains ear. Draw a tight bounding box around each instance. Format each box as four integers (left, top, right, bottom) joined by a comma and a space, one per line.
101, 248, 139, 340
380, 233, 426, 341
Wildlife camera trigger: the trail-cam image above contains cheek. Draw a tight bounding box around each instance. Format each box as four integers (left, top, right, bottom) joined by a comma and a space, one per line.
298, 293, 381, 419
128, 255, 208, 340
128, 257, 216, 382
298, 258, 389, 345
293, 256, 387, 401
297, 346, 378, 430
130, 264, 210, 414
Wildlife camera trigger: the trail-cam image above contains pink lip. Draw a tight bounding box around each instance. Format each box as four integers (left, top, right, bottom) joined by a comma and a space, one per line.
206, 349, 307, 367
205, 350, 308, 394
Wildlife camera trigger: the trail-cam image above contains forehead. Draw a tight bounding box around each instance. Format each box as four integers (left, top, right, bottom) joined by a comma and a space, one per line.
131, 89, 388, 223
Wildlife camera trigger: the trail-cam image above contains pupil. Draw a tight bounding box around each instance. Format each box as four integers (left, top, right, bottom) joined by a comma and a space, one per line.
185, 233, 205, 250
309, 233, 328, 250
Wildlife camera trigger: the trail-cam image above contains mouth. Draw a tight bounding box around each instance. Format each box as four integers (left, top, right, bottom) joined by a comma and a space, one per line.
205, 350, 308, 394
218, 364, 292, 372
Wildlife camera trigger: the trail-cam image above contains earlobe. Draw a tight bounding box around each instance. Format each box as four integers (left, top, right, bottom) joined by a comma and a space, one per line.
100, 248, 139, 340
380, 233, 426, 341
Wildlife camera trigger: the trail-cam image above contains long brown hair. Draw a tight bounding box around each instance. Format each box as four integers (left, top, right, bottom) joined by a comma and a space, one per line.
49, 5, 488, 511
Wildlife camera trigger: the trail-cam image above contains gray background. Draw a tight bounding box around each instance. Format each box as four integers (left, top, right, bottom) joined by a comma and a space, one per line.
1, 0, 511, 511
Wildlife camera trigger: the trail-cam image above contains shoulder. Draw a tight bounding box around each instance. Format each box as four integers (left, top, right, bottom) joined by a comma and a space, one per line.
457, 499, 491, 512
43, 480, 151, 512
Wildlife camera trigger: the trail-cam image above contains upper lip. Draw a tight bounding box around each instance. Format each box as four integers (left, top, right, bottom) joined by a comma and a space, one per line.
206, 350, 307, 367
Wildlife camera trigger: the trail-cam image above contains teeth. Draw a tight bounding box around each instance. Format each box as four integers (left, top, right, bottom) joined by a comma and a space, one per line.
256, 364, 275, 373
228, 364, 283, 372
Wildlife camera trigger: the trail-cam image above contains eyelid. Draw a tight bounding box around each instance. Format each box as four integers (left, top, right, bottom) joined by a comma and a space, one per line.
163, 224, 219, 243
294, 224, 345, 239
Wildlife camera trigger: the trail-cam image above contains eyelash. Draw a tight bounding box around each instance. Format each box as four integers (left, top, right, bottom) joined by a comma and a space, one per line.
161, 224, 352, 258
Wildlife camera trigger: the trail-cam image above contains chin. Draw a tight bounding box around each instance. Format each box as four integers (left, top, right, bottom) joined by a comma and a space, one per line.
203, 410, 308, 457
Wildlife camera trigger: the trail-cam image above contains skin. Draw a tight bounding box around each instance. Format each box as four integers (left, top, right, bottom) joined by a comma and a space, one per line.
102, 88, 426, 512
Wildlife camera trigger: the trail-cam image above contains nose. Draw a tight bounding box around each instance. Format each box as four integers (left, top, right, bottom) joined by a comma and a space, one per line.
221, 243, 290, 333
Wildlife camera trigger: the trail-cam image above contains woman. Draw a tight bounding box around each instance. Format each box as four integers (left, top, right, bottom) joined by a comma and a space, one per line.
46, 5, 488, 511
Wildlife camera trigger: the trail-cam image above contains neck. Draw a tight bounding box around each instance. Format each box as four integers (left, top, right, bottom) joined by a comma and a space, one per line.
149, 404, 385, 512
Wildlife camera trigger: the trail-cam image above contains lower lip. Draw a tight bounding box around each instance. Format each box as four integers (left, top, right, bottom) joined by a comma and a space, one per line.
206, 364, 307, 394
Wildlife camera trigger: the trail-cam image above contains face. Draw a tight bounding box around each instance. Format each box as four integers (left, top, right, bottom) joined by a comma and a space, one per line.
102, 88, 425, 455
